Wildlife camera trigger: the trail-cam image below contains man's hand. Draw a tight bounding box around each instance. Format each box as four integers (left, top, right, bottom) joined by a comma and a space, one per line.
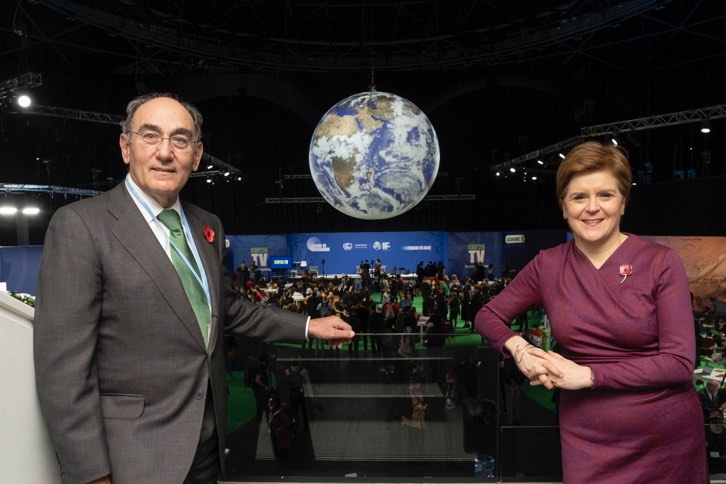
308, 316, 354, 349
87, 476, 111, 484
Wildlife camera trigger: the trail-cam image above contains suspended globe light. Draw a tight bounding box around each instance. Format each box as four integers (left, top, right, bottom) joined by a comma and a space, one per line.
309, 90, 440, 220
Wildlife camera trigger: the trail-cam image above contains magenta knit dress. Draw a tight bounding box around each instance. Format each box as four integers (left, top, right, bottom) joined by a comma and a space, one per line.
475, 235, 708, 483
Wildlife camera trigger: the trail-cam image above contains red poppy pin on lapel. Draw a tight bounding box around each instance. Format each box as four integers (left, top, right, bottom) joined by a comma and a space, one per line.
619, 264, 632, 283
203, 225, 215, 243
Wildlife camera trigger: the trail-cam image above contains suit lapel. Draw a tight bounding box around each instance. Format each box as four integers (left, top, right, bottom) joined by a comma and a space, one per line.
183, 203, 222, 354
108, 184, 208, 350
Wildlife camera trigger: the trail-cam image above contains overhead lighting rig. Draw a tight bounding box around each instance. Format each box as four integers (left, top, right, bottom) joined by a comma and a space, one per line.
5, 96, 242, 180
0, 72, 42, 108
492, 102, 726, 174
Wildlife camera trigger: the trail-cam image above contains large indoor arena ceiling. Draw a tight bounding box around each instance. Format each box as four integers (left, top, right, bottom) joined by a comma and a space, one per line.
1, 0, 726, 238
5, 0, 721, 74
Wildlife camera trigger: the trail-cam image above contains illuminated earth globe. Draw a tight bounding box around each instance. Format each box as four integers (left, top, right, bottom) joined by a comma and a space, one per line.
309, 90, 440, 220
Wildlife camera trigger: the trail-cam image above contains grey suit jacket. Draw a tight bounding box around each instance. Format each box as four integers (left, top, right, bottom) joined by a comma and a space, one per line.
33, 183, 307, 484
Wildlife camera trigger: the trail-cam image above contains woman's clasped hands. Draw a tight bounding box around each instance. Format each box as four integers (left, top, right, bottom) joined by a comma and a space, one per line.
507, 337, 593, 391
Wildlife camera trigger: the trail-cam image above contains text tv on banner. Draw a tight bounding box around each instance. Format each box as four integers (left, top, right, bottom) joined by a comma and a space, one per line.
447, 230, 566, 279
289, 232, 447, 276
225, 235, 289, 274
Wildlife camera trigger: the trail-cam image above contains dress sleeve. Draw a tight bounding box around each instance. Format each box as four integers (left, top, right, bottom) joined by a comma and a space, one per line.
474, 254, 543, 354
593, 249, 696, 390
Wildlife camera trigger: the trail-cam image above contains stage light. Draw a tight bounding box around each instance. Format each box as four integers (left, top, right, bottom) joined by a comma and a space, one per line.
537, 159, 544, 165
22, 207, 40, 215
0, 206, 18, 215
206, 178, 212, 183
495, 171, 501, 177
223, 171, 230, 177
558, 153, 565, 159
509, 167, 516, 173
531, 176, 538, 181
206, 164, 214, 169
236, 176, 242, 181
701, 119, 712, 134
16, 94, 32, 108
610, 137, 618, 146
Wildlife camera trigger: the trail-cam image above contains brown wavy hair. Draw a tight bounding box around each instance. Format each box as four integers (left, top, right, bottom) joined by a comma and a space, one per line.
555, 141, 632, 208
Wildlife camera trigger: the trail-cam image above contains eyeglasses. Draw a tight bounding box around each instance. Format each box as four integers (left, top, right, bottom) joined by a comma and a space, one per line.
126, 130, 198, 151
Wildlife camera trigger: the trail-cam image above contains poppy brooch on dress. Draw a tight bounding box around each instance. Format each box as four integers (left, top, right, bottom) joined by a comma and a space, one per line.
619, 264, 632, 283
203, 225, 215, 243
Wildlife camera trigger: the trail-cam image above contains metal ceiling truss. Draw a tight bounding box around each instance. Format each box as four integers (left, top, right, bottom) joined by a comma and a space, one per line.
0, 72, 42, 101
492, 103, 726, 172
580, 104, 726, 136
15, 103, 123, 125
34, 0, 664, 72
0, 183, 101, 198
6, 101, 242, 176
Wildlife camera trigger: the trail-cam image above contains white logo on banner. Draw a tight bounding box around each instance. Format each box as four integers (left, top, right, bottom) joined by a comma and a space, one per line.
372, 241, 391, 251
505, 235, 526, 244
402, 245, 432, 251
343, 242, 353, 250
307, 237, 331, 252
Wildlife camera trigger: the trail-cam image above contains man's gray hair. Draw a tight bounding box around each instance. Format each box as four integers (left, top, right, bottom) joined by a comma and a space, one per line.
120, 92, 203, 141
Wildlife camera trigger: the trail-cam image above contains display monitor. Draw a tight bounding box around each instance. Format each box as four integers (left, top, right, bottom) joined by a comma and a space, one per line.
270, 256, 292, 269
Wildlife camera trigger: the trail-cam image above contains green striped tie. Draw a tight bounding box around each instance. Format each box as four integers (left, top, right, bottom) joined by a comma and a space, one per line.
157, 209, 210, 347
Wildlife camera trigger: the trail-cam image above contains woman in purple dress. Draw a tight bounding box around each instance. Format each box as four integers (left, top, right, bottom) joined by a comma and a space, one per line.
475, 141, 708, 483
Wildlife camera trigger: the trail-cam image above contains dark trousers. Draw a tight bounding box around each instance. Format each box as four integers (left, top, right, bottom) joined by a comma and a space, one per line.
184, 387, 220, 484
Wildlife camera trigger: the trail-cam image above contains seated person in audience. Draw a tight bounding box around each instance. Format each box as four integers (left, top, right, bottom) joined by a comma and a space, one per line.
699, 381, 726, 418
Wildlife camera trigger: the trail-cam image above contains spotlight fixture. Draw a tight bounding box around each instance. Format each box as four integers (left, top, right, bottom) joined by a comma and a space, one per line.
495, 172, 500, 177
16, 93, 32, 108
206, 165, 214, 169
610, 137, 618, 146
0, 72, 42, 106
206, 178, 212, 184
22, 207, 40, 215
0, 206, 18, 215
509, 167, 516, 173
558, 153, 565, 159
700, 119, 712, 134
537, 159, 544, 165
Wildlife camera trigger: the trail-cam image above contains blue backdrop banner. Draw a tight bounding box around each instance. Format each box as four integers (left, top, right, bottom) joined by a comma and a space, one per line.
0, 245, 44, 294
447, 230, 566, 279
225, 235, 289, 274
3, 230, 566, 296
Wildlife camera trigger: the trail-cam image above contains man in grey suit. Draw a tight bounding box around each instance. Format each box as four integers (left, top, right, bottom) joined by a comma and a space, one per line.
33, 93, 354, 484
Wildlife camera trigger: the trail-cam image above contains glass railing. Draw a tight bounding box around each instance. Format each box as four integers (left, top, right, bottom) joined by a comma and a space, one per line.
222, 331, 720, 482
